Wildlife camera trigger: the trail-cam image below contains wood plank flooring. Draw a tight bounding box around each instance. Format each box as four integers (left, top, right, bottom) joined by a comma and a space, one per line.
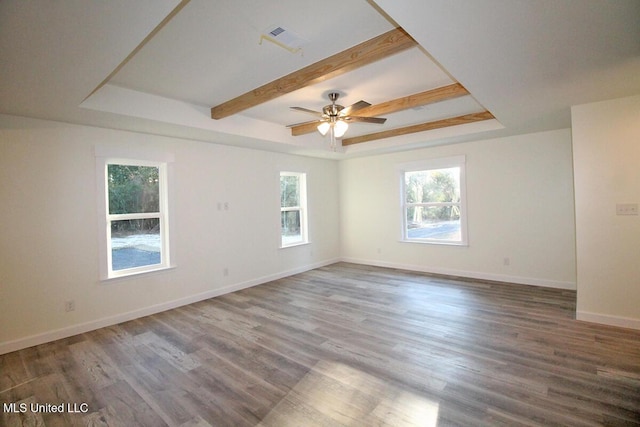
1, 262, 639, 426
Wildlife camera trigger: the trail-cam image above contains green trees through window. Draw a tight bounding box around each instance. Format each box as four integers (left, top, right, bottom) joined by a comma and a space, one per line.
405, 168, 461, 225
280, 172, 307, 247
402, 158, 466, 244
106, 162, 167, 275
107, 164, 160, 235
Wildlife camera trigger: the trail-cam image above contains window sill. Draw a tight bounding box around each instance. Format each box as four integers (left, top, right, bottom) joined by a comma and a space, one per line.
400, 239, 468, 247
279, 241, 311, 249
100, 264, 176, 283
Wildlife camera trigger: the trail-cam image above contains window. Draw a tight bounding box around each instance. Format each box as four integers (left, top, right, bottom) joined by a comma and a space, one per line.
280, 172, 308, 247
401, 156, 467, 245
104, 160, 170, 277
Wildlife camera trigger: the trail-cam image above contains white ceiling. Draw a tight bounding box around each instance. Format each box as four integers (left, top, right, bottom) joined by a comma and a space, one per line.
1, 0, 639, 158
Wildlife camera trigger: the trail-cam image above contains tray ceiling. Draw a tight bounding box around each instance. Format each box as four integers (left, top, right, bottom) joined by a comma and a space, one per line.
1, 0, 638, 157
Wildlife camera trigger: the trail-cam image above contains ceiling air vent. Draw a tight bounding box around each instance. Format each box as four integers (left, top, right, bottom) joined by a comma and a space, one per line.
269, 27, 285, 37
260, 25, 307, 55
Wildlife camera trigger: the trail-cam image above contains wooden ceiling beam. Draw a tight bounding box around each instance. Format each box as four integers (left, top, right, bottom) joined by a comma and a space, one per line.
290, 83, 470, 136
349, 83, 469, 118
341, 111, 495, 146
211, 28, 417, 119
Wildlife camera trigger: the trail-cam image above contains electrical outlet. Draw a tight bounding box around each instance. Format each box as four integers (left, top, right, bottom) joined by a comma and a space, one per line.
64, 300, 75, 312
616, 203, 638, 216
503, 257, 510, 266
223, 268, 229, 277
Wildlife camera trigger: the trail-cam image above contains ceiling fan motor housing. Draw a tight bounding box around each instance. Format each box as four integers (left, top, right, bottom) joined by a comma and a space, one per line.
323, 92, 344, 119
323, 104, 343, 119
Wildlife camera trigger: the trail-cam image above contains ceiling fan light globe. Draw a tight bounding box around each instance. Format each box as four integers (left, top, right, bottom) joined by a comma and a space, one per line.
317, 122, 330, 136
334, 120, 349, 138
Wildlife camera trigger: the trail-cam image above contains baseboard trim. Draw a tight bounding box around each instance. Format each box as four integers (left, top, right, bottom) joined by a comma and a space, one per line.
0, 258, 339, 355
340, 257, 576, 290
576, 311, 640, 330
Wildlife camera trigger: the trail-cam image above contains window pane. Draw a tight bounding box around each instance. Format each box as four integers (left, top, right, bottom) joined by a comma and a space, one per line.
111, 218, 161, 270
280, 175, 300, 208
405, 167, 460, 204
281, 210, 301, 245
406, 205, 461, 241
108, 164, 160, 214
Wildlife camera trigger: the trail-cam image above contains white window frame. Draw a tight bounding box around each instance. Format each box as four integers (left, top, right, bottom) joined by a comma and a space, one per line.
399, 155, 468, 246
96, 152, 173, 280
280, 171, 308, 248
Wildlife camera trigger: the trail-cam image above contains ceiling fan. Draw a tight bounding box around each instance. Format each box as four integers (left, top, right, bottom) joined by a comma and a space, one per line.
288, 92, 387, 150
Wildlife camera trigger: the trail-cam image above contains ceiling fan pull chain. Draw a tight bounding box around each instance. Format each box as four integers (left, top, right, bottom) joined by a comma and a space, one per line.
329, 126, 337, 151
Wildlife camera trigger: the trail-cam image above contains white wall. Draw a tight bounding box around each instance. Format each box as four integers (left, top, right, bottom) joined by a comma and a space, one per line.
339, 129, 577, 289
0, 115, 340, 353
572, 95, 640, 329
1, 114, 600, 353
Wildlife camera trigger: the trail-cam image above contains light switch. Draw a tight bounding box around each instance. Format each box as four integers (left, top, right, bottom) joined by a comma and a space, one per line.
616, 203, 638, 216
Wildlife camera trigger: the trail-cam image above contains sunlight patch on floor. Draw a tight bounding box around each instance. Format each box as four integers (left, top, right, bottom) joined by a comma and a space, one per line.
258, 360, 439, 426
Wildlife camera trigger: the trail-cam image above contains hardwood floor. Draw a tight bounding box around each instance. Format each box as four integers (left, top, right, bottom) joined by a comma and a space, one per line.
1, 262, 639, 426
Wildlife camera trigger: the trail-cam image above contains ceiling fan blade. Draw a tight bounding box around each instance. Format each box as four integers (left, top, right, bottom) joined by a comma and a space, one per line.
290, 106, 324, 117
345, 116, 387, 124
341, 100, 371, 116
286, 119, 323, 128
